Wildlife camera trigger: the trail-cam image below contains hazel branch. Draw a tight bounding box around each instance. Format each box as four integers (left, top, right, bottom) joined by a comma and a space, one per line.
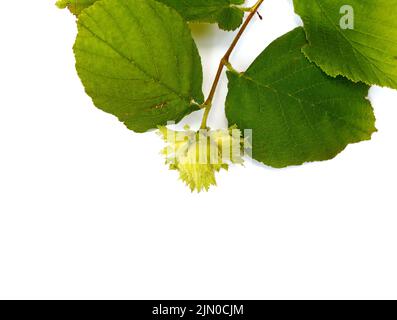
200, 0, 265, 129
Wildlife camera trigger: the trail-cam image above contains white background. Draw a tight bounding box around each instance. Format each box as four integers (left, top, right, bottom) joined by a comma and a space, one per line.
1, 0, 397, 299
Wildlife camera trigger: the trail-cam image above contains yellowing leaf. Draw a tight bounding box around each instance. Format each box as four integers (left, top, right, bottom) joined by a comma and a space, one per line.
74, 0, 204, 132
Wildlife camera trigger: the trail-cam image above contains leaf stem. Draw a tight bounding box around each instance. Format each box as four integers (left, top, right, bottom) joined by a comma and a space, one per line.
200, 0, 265, 129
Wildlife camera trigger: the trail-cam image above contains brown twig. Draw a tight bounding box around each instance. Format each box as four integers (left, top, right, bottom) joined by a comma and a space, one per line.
200, 0, 265, 129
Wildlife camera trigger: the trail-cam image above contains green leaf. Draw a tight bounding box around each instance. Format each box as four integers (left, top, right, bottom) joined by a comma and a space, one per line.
225, 27, 376, 168
74, 0, 204, 132
56, 0, 246, 31
156, 0, 246, 31
56, 0, 97, 15
293, 0, 397, 89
